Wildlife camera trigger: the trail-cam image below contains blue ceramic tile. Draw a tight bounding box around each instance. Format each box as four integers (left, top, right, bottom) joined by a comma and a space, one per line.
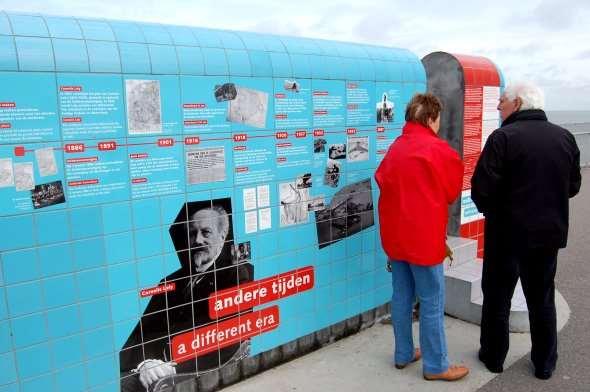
201, 47, 228, 75
226, 49, 251, 76
38, 243, 74, 277
108, 261, 137, 294
119, 42, 151, 74
248, 50, 273, 78
55, 363, 86, 392
73, 237, 106, 270
0, 36, 17, 71
218, 31, 244, 49
46, 305, 81, 339
104, 232, 134, 264
70, 206, 103, 240
166, 26, 198, 46
191, 28, 222, 47
44, 16, 83, 39
1, 248, 39, 285
357, 58, 376, 81
78, 19, 115, 41
15, 36, 54, 71
0, 12, 12, 35
131, 198, 160, 229
0, 352, 17, 385
77, 267, 109, 300
10, 313, 47, 348
5, 281, 43, 316
176, 46, 204, 75
110, 291, 139, 323
79, 297, 111, 330
21, 373, 56, 392
139, 24, 172, 45
52, 38, 89, 72
87, 40, 121, 73
289, 54, 311, 79
0, 320, 12, 353
8, 14, 48, 36
51, 337, 80, 372
43, 275, 76, 308
34, 211, 69, 246
149, 44, 178, 74
0, 214, 34, 251
83, 326, 114, 359
101, 202, 132, 234
86, 353, 117, 388
108, 21, 144, 43
15, 342, 52, 378
269, 52, 292, 77
136, 255, 164, 288
134, 227, 162, 259
262, 35, 286, 52
236, 32, 266, 51
112, 319, 136, 348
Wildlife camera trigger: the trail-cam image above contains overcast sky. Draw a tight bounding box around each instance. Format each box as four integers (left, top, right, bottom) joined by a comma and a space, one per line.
1, 0, 589, 110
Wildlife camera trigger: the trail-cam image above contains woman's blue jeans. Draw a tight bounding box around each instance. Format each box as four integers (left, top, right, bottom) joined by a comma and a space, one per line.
390, 260, 449, 374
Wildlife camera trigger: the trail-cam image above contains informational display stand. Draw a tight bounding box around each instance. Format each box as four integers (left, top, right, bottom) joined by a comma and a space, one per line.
422, 52, 503, 257
0, 12, 426, 392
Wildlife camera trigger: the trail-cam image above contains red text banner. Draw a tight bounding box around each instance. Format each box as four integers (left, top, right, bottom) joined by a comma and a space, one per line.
171, 305, 279, 363
209, 266, 314, 318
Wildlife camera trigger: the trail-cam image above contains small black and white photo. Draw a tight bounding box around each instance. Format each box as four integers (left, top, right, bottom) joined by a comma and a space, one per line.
125, 79, 162, 135
31, 180, 66, 209
347, 136, 369, 162
314, 138, 326, 153
231, 241, 251, 264
376, 92, 394, 123
323, 159, 341, 188
307, 195, 325, 212
283, 79, 300, 92
296, 173, 312, 189
328, 143, 346, 160
214, 83, 237, 102
279, 181, 310, 226
315, 179, 374, 248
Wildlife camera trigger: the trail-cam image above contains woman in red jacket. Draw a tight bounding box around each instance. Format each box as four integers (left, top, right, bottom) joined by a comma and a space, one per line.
375, 93, 468, 381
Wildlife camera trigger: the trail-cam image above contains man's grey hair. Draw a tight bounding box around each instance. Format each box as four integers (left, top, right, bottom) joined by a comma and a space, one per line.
210, 206, 230, 239
504, 81, 545, 111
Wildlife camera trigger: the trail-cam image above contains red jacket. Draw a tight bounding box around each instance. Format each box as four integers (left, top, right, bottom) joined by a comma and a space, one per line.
375, 122, 463, 266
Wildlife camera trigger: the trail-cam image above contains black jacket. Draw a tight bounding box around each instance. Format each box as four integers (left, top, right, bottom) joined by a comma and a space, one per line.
471, 109, 581, 249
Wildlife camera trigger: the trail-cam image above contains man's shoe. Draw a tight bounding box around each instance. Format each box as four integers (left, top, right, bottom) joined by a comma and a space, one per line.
394, 348, 421, 369
478, 349, 503, 373
534, 368, 554, 380
424, 365, 469, 381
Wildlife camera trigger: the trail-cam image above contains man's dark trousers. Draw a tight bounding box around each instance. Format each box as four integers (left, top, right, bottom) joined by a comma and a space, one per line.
480, 230, 558, 374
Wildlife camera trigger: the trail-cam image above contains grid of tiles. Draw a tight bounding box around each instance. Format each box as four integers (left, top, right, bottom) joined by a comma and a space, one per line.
0, 11, 426, 392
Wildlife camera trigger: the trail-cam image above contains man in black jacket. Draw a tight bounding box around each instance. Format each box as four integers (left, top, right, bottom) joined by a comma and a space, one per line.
471, 82, 581, 380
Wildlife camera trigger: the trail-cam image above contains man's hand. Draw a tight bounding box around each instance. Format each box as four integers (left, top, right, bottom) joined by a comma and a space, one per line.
136, 359, 176, 390
445, 243, 454, 266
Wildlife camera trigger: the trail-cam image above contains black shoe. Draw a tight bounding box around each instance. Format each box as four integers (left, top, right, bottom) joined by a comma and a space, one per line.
478, 349, 504, 373
534, 368, 554, 380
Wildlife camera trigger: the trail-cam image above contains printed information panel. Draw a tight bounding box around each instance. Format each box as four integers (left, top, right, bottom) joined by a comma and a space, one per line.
0, 15, 426, 392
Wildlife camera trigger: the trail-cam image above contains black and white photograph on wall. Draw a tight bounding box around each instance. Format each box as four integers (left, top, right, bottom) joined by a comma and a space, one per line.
13, 162, 34, 191
296, 173, 312, 189
214, 83, 237, 102
328, 143, 346, 159
279, 181, 310, 226
315, 178, 374, 248
307, 195, 325, 212
314, 138, 327, 153
376, 93, 394, 123
119, 197, 254, 392
125, 79, 162, 134
323, 159, 341, 188
347, 136, 369, 162
31, 180, 66, 209
283, 79, 300, 92
185, 147, 227, 185
227, 86, 269, 128
231, 241, 251, 264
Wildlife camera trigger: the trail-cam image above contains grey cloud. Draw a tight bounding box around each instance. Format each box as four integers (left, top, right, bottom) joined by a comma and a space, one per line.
574, 50, 590, 60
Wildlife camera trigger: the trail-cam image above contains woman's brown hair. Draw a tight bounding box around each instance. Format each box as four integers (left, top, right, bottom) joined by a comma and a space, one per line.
405, 93, 442, 128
